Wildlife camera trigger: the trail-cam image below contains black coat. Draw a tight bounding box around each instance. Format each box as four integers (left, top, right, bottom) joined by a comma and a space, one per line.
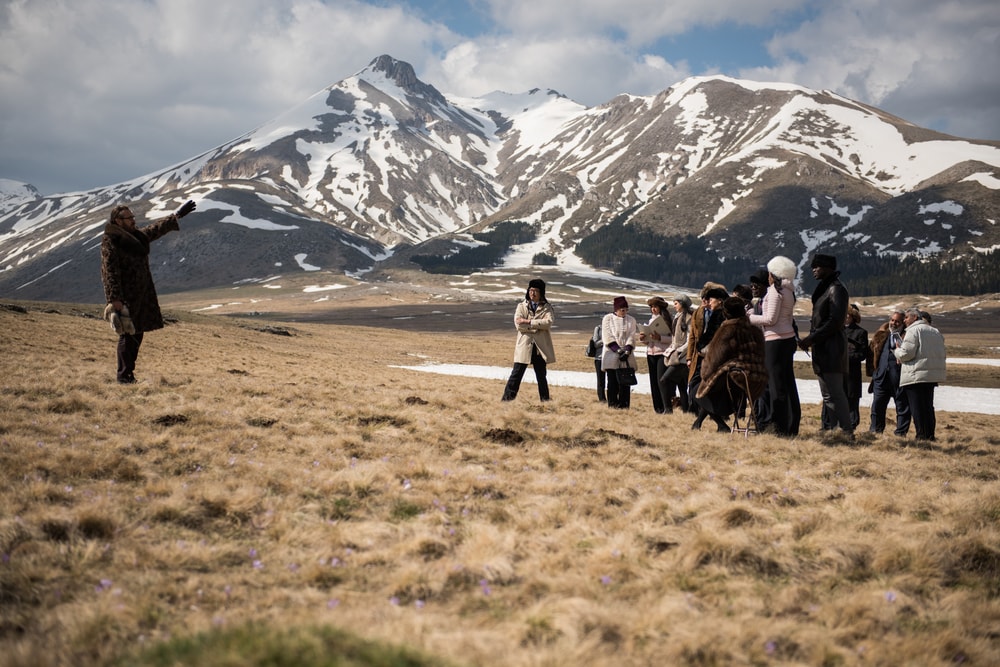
845, 322, 869, 400
806, 273, 849, 374
100, 215, 179, 332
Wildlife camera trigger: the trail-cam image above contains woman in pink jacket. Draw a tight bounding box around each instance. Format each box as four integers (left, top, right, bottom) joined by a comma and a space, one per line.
749, 256, 801, 436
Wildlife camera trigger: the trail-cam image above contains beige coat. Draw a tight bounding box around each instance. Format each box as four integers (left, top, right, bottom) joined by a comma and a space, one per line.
512, 300, 556, 364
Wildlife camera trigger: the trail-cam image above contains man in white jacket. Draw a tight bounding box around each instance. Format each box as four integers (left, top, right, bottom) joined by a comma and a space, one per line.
893, 309, 946, 441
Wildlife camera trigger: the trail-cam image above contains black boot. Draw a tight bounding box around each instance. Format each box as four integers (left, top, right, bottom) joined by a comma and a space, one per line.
713, 415, 730, 432
691, 410, 707, 430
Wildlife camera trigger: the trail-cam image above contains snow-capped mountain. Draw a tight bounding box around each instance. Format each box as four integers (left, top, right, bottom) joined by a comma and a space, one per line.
0, 179, 41, 210
1, 54, 998, 302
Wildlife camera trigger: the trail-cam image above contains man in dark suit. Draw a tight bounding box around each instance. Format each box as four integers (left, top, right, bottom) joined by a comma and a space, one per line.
868, 310, 911, 435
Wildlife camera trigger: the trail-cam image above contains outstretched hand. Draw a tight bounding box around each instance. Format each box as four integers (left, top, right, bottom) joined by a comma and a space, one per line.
176, 200, 196, 218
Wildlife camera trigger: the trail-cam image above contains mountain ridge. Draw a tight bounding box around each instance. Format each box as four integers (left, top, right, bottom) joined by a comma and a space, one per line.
1, 54, 998, 302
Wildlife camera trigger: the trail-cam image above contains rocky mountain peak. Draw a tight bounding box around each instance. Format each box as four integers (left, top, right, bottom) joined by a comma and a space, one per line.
363, 54, 446, 105
368, 54, 419, 89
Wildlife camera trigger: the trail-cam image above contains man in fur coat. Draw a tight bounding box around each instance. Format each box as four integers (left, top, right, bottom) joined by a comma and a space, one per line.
686, 281, 727, 387
101, 200, 195, 383
695, 297, 768, 431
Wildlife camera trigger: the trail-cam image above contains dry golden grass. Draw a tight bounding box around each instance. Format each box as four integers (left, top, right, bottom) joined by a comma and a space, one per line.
1, 300, 999, 666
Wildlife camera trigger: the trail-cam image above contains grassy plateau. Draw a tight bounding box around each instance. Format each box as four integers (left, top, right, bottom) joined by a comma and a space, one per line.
1, 282, 999, 666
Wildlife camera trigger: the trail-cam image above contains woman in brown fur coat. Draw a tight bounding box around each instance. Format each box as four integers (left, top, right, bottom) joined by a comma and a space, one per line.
695, 297, 768, 431
101, 200, 194, 383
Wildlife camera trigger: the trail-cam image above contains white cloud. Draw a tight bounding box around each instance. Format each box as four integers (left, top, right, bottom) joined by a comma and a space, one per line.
743, 0, 1000, 139
434, 37, 690, 104
0, 0, 455, 194
0, 0, 995, 195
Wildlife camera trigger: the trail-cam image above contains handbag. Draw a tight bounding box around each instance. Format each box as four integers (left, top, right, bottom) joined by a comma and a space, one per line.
585, 338, 597, 358
616, 366, 638, 386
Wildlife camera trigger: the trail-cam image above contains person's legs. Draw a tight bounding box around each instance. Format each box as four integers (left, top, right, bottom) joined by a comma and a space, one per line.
687, 359, 703, 419
820, 403, 835, 431
927, 384, 936, 441
530, 346, 549, 401
670, 366, 690, 412
606, 367, 623, 408
869, 383, 890, 433
694, 382, 733, 432
502, 363, 528, 401
117, 332, 143, 383
769, 338, 799, 435
654, 359, 675, 413
760, 340, 781, 429
847, 369, 862, 430
689, 384, 706, 427
817, 372, 853, 432
906, 383, 936, 440
594, 358, 606, 402
648, 355, 666, 413
893, 384, 911, 436
904, 385, 923, 439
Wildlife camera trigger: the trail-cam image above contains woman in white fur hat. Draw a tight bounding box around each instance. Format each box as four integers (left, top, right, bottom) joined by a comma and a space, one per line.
749, 255, 801, 436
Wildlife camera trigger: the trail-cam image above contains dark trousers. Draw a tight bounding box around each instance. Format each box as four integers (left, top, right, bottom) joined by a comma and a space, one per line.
117, 332, 144, 382
818, 372, 853, 432
660, 364, 689, 412
869, 380, 911, 435
594, 358, 606, 402
687, 359, 702, 411
502, 345, 549, 401
764, 338, 800, 435
647, 354, 670, 413
607, 367, 631, 409
690, 377, 732, 431
903, 382, 936, 441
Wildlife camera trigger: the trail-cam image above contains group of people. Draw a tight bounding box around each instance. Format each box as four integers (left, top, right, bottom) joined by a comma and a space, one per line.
98, 203, 945, 443
501, 254, 947, 442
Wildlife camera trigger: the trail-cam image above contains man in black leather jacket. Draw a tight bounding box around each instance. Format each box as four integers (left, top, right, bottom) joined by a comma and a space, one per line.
798, 253, 853, 435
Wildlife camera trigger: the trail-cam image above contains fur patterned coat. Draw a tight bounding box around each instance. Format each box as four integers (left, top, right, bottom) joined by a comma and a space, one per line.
100, 214, 179, 333
695, 315, 768, 401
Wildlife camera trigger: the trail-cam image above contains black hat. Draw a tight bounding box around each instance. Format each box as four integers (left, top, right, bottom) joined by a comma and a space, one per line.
613, 296, 629, 310
810, 254, 837, 269
749, 269, 769, 286
526, 278, 546, 301
732, 284, 753, 302
723, 296, 747, 319
704, 287, 729, 301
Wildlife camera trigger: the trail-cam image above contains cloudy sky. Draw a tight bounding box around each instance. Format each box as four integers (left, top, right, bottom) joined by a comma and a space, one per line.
1, 0, 997, 195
